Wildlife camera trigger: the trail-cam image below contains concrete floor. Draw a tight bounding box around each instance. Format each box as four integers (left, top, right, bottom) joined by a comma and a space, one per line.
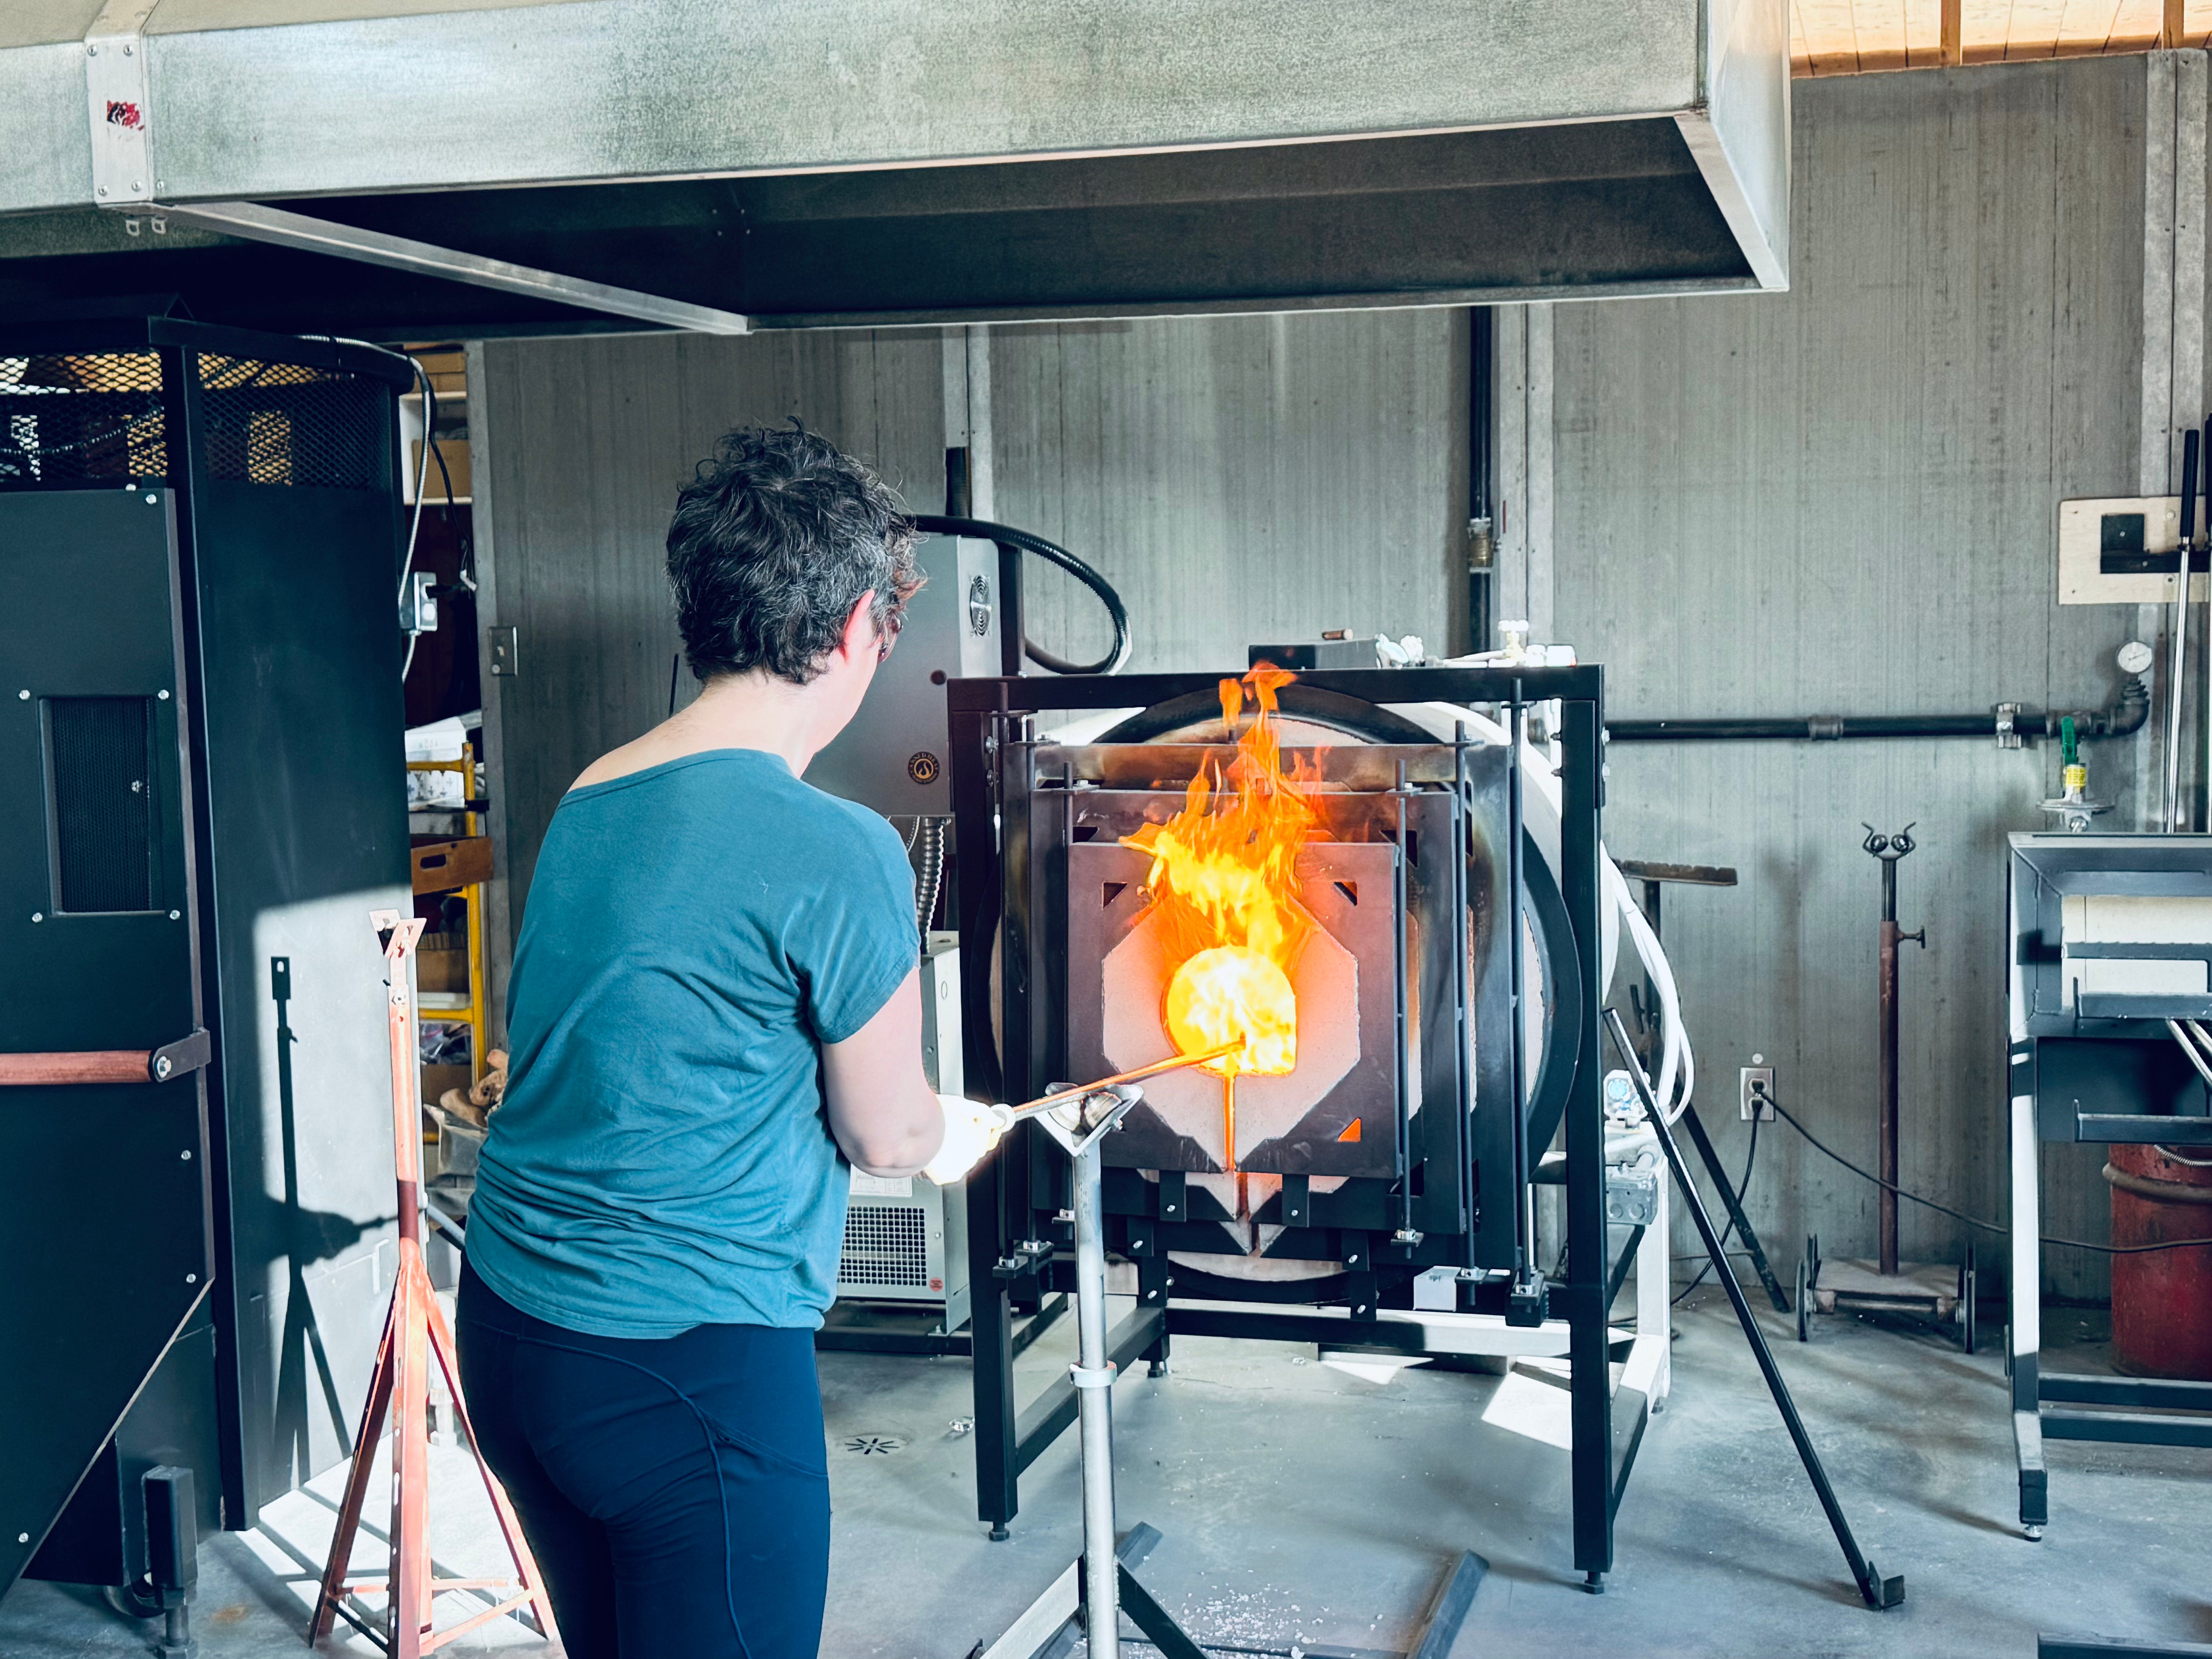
4, 1292, 2208, 1658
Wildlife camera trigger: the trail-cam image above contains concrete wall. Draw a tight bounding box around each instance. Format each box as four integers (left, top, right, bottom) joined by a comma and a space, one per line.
472, 311, 1471, 1015
473, 53, 2190, 1297
469, 328, 946, 1025
1547, 55, 2172, 1297
989, 311, 1468, 675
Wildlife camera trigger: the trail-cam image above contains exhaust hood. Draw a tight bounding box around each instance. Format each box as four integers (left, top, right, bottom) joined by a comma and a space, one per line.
0, 0, 1789, 336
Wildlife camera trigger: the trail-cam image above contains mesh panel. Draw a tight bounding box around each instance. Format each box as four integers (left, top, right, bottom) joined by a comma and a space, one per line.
48, 697, 155, 913
838, 1202, 931, 1289
196, 355, 385, 489
0, 353, 166, 487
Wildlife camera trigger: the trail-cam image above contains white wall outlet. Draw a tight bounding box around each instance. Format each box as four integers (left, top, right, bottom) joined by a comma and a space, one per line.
1740, 1061, 1774, 1121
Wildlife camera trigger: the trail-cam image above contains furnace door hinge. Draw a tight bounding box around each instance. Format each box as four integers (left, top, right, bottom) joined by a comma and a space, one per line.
84, 1, 164, 211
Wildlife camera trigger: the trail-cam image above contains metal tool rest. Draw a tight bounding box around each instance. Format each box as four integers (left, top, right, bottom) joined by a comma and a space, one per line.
972, 1081, 1483, 1659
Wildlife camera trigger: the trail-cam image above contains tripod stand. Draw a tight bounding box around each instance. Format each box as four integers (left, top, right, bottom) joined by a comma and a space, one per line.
308, 910, 553, 1654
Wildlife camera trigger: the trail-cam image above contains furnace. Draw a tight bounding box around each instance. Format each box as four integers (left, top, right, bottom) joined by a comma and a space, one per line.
951, 662, 1669, 1590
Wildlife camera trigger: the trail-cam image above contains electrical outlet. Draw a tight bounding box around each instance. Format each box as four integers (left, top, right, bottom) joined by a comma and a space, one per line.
1740, 1062, 1774, 1121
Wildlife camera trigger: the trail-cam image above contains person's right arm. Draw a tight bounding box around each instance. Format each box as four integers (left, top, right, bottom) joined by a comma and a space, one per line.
821, 967, 946, 1178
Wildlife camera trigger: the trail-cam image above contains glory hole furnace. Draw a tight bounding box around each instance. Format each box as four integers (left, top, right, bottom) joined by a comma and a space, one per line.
951, 663, 1664, 1590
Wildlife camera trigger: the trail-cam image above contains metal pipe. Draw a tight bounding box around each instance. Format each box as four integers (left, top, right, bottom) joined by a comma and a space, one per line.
1070, 1130, 1119, 1659
1607, 683, 2151, 744
2172, 426, 2202, 830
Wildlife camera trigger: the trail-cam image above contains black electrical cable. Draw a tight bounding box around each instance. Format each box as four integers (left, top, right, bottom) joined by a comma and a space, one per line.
1766, 1091, 2212, 1256
1674, 1115, 1759, 1304
907, 513, 1132, 675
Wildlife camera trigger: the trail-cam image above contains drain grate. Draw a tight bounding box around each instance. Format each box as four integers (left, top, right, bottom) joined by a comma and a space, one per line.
840, 1434, 907, 1456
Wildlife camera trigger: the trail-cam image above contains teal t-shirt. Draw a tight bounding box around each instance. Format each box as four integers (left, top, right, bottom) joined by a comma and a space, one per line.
465, 749, 917, 1339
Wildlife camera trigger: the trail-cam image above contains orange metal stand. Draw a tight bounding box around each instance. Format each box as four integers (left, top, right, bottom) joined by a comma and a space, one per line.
309, 909, 554, 1655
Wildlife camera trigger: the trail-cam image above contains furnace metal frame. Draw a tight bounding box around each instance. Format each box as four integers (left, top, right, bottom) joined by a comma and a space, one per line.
950, 665, 1641, 1583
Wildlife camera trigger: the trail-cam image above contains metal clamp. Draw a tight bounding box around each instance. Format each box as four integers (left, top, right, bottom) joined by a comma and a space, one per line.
1069, 1362, 1118, 1390
993, 1238, 1055, 1281
1995, 702, 2022, 749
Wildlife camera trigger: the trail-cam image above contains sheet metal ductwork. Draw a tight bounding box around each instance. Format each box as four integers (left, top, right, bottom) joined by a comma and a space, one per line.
0, 0, 1788, 337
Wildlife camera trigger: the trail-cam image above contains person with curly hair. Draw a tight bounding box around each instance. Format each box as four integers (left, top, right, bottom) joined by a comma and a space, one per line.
456, 423, 1005, 1658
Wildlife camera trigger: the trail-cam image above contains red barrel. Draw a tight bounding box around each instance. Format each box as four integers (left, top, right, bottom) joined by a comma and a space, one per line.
2108, 1142, 2212, 1378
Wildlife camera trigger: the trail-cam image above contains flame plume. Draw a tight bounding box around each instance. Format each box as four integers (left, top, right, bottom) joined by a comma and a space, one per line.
1123, 665, 1320, 1171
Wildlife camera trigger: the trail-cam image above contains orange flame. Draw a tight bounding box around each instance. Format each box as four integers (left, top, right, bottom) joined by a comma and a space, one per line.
1123, 665, 1317, 1086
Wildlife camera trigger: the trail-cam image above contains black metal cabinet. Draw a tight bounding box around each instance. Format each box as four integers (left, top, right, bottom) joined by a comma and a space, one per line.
0, 318, 413, 1598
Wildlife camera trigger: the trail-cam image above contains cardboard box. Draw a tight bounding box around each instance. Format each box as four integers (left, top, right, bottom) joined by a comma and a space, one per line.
417, 942, 469, 995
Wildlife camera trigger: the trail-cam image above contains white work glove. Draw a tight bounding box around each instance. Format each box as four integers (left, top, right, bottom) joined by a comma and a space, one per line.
923, 1092, 1012, 1186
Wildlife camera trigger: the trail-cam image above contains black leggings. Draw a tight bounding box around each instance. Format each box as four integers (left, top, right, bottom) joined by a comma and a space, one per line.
454, 1260, 830, 1659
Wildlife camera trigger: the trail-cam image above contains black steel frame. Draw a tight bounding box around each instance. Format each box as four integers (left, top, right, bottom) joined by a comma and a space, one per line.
949, 666, 1632, 1582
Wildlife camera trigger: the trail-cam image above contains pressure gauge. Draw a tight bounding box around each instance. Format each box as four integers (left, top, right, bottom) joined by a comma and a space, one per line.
2118, 640, 2154, 676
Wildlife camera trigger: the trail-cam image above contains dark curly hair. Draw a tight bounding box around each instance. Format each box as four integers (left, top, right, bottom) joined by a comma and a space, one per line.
666, 422, 922, 685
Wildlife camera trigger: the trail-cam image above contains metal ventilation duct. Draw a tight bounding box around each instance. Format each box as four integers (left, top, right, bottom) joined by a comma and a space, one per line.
0, 0, 1789, 334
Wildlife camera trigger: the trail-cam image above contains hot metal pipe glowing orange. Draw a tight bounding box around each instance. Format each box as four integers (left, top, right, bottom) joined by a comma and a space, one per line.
1123, 665, 1319, 1093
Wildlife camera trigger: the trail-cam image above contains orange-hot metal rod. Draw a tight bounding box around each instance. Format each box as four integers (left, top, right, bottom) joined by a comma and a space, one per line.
1224, 1073, 1238, 1178
1005, 1043, 1241, 1122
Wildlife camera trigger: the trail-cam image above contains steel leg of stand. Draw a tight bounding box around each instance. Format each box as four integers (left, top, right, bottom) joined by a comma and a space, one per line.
1678, 1101, 1792, 1314
1070, 1133, 1120, 1659
1604, 1010, 1905, 1611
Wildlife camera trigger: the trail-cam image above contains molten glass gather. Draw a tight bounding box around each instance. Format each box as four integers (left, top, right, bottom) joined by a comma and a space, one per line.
1124, 664, 1316, 1079
1165, 946, 1297, 1075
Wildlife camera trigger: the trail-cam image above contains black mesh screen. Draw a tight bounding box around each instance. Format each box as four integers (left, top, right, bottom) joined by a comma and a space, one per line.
48, 697, 155, 914
0, 353, 167, 488
196, 356, 385, 490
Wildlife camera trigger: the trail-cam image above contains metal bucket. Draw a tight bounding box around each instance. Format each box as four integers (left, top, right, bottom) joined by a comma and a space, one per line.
2106, 1142, 2212, 1379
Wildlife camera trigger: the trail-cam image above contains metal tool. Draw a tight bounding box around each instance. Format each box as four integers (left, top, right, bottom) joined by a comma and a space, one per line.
1002, 1044, 1239, 1123
1603, 1008, 1903, 1610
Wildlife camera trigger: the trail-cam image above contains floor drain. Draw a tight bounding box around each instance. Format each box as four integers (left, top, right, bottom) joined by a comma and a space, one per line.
842, 1434, 907, 1456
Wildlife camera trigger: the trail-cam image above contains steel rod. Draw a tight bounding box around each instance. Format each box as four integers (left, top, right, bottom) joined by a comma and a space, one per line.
2170, 427, 2200, 830
1071, 1131, 1120, 1659
1603, 1009, 1903, 1611
1506, 684, 1534, 1282
1006, 1045, 1239, 1122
